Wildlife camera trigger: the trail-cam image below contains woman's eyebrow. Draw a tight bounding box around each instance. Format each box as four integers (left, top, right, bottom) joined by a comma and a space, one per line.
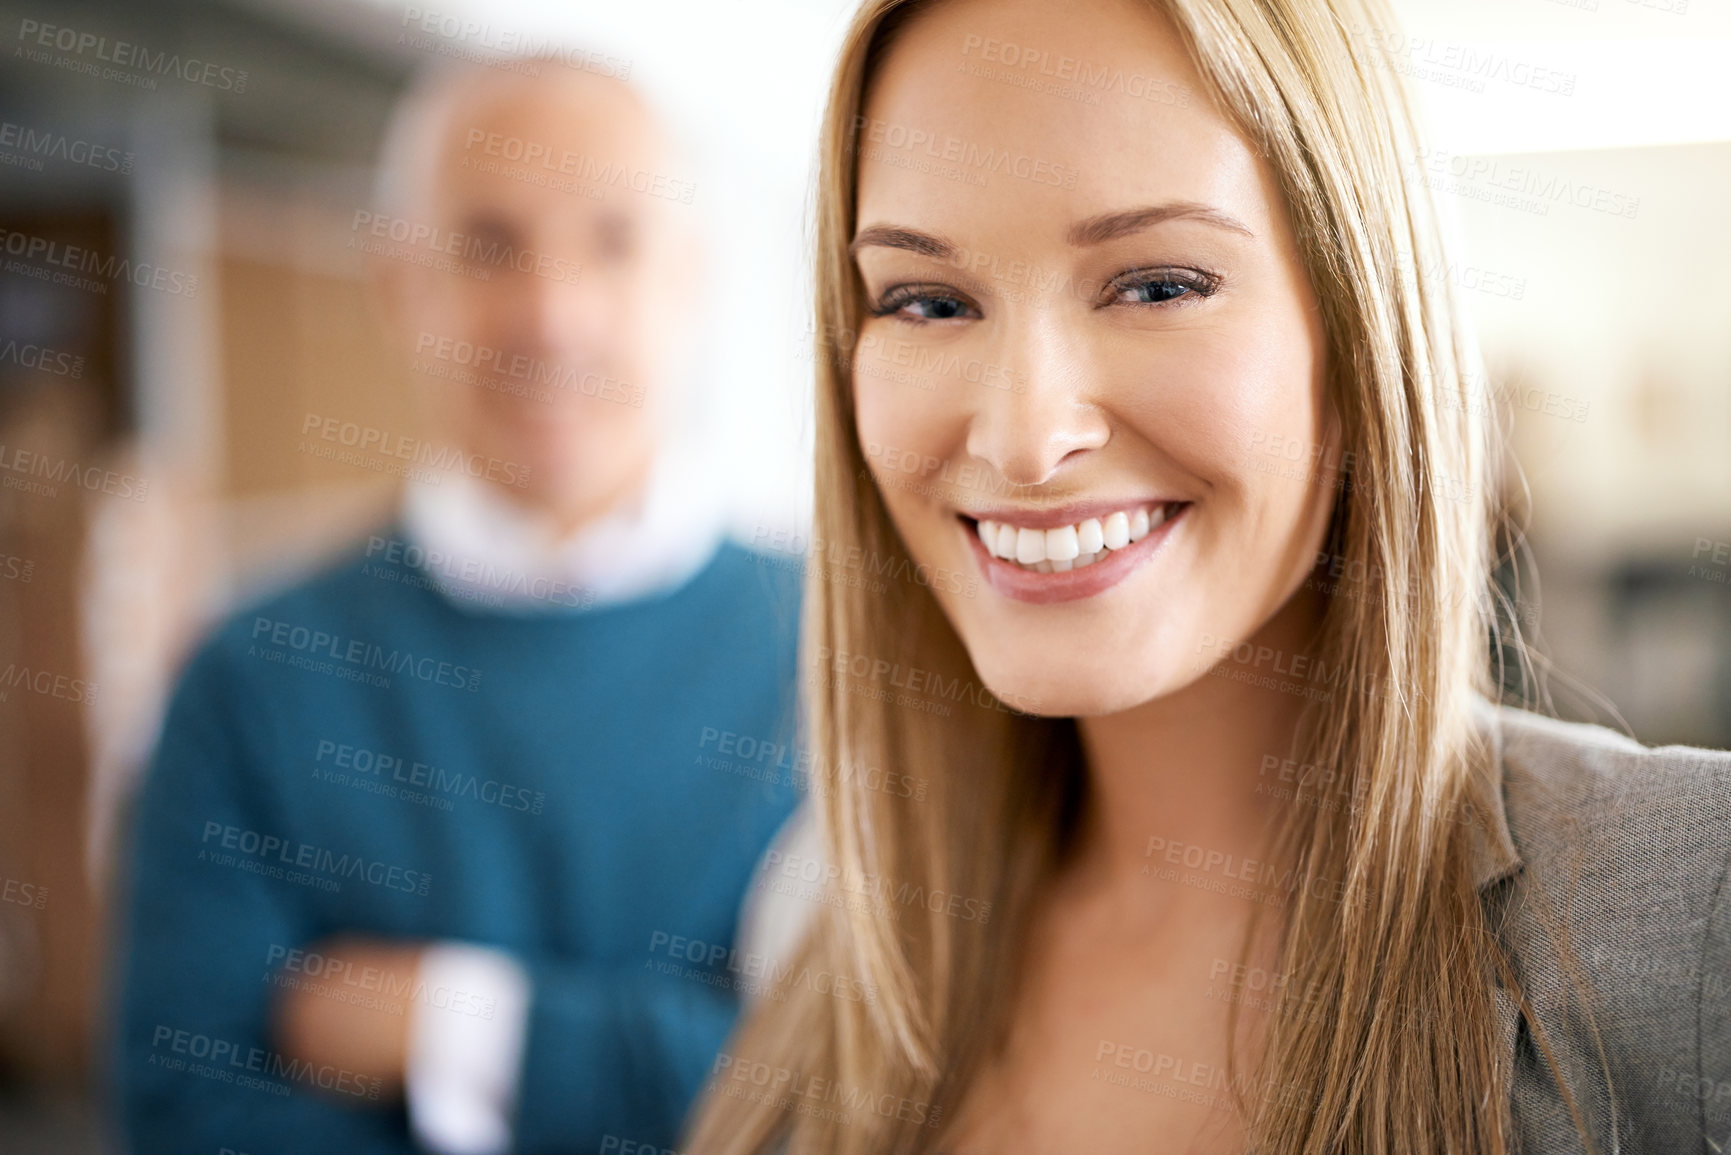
849, 225, 955, 260
1068, 202, 1255, 245
849, 204, 1253, 261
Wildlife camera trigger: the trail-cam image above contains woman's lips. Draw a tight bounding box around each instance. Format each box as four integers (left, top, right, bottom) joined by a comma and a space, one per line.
961, 502, 1188, 604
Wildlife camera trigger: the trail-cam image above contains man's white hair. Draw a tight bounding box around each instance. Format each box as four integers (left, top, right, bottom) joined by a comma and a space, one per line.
369, 53, 692, 220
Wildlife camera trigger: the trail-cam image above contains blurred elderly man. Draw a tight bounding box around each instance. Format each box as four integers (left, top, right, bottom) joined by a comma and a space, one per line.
112, 55, 801, 1155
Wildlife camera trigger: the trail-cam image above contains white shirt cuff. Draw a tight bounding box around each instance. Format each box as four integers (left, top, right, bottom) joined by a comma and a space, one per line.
734, 803, 823, 1006
405, 942, 531, 1155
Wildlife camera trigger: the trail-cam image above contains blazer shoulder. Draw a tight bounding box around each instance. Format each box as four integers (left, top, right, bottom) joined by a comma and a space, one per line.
1493, 705, 1731, 838
1487, 709, 1731, 1148
1488, 703, 1731, 925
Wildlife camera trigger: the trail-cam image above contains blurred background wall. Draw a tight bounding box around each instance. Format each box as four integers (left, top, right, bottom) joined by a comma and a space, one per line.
0, 0, 1726, 1148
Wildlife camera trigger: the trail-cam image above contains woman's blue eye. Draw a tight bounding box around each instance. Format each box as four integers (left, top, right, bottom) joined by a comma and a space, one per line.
909, 296, 968, 319
1106, 268, 1220, 307
874, 289, 972, 320
1116, 278, 1195, 304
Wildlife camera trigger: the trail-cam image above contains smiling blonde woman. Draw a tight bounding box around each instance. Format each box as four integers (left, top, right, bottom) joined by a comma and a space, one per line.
684, 0, 1731, 1151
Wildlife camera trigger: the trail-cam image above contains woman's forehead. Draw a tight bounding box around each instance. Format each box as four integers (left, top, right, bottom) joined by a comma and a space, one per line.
854, 0, 1275, 243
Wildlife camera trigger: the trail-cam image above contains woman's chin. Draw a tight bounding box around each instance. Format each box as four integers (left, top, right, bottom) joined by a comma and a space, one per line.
973, 659, 1176, 721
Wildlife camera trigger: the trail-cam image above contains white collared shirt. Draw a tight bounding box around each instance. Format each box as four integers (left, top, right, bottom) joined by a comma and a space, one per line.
399, 439, 727, 615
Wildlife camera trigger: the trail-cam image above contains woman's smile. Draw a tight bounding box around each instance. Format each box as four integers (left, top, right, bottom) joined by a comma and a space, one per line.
960, 500, 1190, 603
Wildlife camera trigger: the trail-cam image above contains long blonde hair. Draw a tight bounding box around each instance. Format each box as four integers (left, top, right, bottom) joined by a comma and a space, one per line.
686, 0, 1594, 1150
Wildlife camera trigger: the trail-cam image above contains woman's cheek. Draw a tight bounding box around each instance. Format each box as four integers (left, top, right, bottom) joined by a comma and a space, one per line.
1101, 342, 1252, 488
1117, 323, 1322, 483
852, 343, 960, 474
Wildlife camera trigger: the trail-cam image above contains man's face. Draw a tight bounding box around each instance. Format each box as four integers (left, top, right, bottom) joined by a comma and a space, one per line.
389, 70, 696, 527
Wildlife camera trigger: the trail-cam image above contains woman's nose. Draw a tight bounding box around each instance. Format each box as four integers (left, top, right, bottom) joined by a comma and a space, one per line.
963, 310, 1110, 486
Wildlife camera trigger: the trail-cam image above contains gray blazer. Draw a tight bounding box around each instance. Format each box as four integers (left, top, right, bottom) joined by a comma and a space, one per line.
1476, 704, 1731, 1153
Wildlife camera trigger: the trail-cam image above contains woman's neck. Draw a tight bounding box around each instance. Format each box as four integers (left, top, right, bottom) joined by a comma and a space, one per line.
1069, 586, 1326, 913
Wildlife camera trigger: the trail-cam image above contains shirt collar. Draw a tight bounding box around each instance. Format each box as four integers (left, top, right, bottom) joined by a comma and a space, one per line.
399, 440, 726, 614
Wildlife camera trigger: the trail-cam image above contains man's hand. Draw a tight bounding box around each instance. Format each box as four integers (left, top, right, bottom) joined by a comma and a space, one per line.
269, 935, 427, 1100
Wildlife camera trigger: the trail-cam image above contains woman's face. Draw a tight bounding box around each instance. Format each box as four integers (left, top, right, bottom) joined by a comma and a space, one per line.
851, 0, 1341, 718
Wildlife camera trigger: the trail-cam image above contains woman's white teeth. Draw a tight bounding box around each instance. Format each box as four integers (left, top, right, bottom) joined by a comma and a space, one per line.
1102, 512, 1130, 550
975, 505, 1171, 573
